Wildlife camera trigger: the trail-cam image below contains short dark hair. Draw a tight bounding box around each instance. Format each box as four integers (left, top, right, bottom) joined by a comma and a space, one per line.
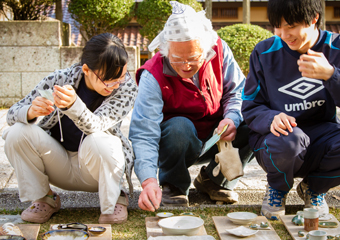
81, 33, 128, 81
267, 0, 323, 29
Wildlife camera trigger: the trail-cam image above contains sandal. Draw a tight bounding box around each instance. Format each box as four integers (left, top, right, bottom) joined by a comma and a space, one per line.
99, 191, 128, 224
21, 192, 61, 224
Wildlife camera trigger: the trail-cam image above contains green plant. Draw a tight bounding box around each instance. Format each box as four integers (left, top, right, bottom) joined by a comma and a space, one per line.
217, 24, 273, 76
136, 0, 203, 44
0, 0, 54, 20
68, 0, 135, 42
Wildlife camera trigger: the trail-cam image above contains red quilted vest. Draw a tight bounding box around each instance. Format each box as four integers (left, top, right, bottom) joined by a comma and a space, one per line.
136, 38, 224, 139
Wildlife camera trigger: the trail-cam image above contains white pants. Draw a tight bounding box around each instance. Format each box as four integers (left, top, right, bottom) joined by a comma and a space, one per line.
3, 123, 125, 214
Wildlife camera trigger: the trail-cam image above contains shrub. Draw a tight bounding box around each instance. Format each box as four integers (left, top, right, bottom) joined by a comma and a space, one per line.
136, 0, 203, 44
0, 0, 54, 20
68, 0, 135, 42
217, 24, 273, 76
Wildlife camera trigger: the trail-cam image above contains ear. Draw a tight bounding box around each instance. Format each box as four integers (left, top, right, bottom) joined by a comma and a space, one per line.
311, 13, 319, 25
82, 64, 90, 76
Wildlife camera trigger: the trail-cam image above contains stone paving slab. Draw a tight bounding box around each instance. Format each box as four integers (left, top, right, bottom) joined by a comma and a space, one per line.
1, 108, 340, 211
0, 109, 13, 191
0, 109, 8, 133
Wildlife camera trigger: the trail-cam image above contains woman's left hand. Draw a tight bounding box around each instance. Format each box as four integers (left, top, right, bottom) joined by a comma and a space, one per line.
53, 85, 77, 109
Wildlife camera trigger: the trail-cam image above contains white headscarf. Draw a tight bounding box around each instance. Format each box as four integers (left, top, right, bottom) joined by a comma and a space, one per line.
148, 1, 218, 53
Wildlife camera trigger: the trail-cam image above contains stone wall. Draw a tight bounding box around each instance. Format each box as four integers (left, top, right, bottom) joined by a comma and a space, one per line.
0, 20, 139, 107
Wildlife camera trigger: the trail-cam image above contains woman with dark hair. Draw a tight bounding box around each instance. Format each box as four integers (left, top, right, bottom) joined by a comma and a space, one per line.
2, 33, 137, 224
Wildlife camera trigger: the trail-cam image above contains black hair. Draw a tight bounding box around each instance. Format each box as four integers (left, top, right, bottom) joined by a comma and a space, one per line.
81, 33, 128, 112
267, 0, 323, 29
81, 32, 128, 81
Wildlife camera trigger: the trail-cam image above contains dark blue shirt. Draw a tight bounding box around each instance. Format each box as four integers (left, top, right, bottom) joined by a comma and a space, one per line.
242, 30, 340, 136
50, 77, 102, 151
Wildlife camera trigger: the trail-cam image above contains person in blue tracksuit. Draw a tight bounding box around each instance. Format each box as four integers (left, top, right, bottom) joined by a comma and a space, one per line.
242, 0, 340, 220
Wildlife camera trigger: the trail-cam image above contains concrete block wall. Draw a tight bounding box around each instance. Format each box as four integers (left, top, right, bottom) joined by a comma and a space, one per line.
0, 20, 139, 107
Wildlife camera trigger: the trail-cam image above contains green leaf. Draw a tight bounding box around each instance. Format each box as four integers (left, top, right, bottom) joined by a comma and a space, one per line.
68, 0, 135, 41
217, 24, 273, 76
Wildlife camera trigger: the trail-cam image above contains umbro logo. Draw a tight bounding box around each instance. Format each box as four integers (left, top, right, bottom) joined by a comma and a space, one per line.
278, 77, 325, 112
278, 77, 324, 99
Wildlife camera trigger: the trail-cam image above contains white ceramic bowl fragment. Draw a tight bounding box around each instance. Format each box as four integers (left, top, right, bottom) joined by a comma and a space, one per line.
158, 216, 204, 236
227, 212, 258, 225
42, 229, 89, 240
156, 212, 174, 218
226, 226, 259, 237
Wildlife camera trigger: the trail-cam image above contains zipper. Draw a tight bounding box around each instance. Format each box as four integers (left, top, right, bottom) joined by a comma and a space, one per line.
200, 90, 206, 101
206, 81, 212, 96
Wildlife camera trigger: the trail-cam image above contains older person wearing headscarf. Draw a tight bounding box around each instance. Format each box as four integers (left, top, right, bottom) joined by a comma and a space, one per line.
129, 1, 253, 211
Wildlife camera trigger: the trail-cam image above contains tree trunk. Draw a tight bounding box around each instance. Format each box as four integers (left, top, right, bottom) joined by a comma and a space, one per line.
55, 0, 63, 22
243, 0, 250, 24
205, 0, 212, 21
321, 0, 326, 30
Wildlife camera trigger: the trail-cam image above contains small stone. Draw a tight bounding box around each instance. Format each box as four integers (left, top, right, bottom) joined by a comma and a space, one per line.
292, 214, 304, 226
298, 231, 305, 237
249, 224, 259, 229
216, 201, 224, 205
260, 222, 269, 228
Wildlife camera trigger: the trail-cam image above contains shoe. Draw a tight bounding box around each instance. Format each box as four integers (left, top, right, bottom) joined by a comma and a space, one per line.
193, 166, 238, 203
161, 184, 189, 207
297, 181, 329, 215
21, 192, 61, 223
99, 191, 128, 224
261, 184, 288, 220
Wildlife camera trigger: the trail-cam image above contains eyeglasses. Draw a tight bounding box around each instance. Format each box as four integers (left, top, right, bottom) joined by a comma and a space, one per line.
92, 69, 131, 88
169, 56, 204, 66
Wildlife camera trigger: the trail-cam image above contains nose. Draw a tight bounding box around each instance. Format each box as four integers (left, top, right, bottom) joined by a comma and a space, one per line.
106, 83, 119, 90
182, 63, 192, 70
280, 29, 291, 40
111, 84, 120, 90
183, 61, 192, 66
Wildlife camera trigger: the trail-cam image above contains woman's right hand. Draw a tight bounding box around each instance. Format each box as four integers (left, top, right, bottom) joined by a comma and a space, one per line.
27, 96, 54, 121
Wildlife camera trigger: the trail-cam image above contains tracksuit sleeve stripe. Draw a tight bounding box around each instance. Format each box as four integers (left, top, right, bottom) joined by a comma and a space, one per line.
242, 79, 261, 101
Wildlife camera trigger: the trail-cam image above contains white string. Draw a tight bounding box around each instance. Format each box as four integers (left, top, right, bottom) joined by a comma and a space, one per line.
57, 108, 64, 142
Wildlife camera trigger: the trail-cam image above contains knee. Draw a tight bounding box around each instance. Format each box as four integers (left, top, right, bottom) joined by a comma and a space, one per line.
81, 132, 125, 166
161, 117, 199, 152
4, 123, 38, 147
83, 132, 123, 152
161, 117, 197, 143
265, 127, 309, 157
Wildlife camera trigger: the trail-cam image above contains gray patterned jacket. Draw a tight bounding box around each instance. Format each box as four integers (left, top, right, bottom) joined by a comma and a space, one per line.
6, 63, 138, 194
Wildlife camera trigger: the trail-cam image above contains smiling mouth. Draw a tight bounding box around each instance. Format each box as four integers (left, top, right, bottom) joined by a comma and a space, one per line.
287, 39, 297, 45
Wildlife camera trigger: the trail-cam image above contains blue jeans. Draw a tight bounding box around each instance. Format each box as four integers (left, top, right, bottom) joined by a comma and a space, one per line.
158, 117, 253, 195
